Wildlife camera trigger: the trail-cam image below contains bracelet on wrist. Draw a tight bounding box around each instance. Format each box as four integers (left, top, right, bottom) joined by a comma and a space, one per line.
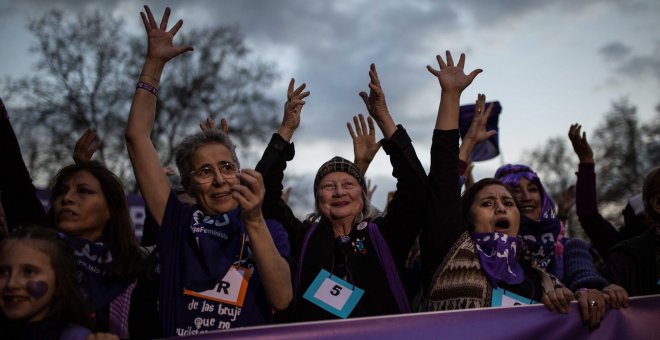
136, 81, 158, 96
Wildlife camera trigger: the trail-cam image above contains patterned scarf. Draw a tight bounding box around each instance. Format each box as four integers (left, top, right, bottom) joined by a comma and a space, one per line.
519, 215, 563, 274
183, 207, 246, 291
67, 237, 131, 310
470, 232, 524, 286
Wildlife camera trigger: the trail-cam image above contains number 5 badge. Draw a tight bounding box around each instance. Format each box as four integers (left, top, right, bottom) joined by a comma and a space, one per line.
303, 269, 364, 318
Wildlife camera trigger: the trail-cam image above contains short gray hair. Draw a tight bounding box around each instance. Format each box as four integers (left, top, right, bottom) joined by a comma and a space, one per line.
174, 131, 240, 192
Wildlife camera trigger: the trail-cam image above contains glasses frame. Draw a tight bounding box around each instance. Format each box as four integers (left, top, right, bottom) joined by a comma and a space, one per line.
189, 160, 239, 184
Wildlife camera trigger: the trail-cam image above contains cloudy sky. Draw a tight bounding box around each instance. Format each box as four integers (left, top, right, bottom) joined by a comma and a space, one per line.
1, 0, 658, 211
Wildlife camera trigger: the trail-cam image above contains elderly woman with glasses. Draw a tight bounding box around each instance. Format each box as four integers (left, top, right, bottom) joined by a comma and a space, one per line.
125, 6, 291, 337
256, 63, 427, 322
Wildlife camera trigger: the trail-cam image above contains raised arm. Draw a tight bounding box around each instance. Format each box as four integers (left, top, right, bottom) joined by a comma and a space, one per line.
0, 97, 47, 230
421, 51, 481, 288
568, 123, 618, 255
357, 63, 429, 268
347, 113, 381, 174
256, 79, 309, 256
125, 6, 193, 225
278, 78, 309, 142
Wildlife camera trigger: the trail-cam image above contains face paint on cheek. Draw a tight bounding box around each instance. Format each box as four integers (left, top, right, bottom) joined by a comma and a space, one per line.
26, 281, 48, 300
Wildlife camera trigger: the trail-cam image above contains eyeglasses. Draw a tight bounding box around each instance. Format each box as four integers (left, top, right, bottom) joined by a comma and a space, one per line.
189, 161, 239, 184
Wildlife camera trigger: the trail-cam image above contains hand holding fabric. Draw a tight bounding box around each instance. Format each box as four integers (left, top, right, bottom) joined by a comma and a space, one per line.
602, 283, 629, 309
575, 288, 606, 330
459, 93, 496, 162
542, 286, 574, 314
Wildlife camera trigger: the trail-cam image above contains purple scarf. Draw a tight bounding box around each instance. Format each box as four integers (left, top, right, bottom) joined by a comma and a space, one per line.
67, 237, 131, 310
519, 215, 563, 276
470, 232, 524, 286
183, 207, 245, 291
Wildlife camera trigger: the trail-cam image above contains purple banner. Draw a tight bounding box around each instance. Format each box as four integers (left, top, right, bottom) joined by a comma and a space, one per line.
183, 295, 660, 340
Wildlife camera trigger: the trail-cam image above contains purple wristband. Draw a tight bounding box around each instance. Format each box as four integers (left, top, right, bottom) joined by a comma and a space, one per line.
136, 81, 158, 96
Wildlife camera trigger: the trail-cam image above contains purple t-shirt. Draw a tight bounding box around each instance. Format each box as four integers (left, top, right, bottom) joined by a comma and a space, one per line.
158, 190, 290, 337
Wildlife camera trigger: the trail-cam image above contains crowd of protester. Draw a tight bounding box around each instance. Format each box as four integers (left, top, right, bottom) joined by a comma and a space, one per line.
0, 5, 657, 339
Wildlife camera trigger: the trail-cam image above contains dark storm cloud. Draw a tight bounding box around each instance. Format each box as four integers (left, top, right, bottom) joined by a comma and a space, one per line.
600, 41, 660, 83
599, 42, 631, 61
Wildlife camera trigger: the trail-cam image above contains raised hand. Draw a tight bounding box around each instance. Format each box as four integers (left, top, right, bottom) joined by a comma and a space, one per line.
73, 129, 102, 163
359, 64, 396, 138
459, 94, 496, 162
140, 6, 193, 65
427, 51, 482, 94
278, 78, 309, 142
200, 117, 229, 136
359, 64, 390, 121
568, 123, 594, 164
347, 113, 381, 174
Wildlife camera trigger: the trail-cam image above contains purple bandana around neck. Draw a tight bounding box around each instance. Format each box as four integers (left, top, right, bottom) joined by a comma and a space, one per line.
184, 207, 244, 291
470, 231, 524, 286
519, 215, 562, 272
67, 237, 131, 310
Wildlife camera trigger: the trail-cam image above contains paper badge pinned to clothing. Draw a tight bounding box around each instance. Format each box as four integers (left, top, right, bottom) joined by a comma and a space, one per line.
491, 287, 537, 307
303, 269, 364, 318
183, 266, 250, 307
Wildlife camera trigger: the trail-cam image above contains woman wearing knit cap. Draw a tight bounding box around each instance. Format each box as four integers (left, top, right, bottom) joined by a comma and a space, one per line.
257, 64, 427, 321
416, 50, 578, 320
494, 163, 629, 329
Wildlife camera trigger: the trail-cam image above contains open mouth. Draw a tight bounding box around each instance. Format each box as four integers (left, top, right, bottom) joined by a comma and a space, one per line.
331, 201, 349, 207
494, 219, 510, 232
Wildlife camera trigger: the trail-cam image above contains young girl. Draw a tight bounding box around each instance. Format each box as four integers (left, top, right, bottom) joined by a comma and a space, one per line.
0, 226, 92, 339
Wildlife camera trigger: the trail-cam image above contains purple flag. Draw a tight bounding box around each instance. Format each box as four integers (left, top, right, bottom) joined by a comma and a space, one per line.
458, 101, 502, 161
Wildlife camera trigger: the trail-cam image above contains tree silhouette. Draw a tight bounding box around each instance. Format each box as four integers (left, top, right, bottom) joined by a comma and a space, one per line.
2, 10, 279, 189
